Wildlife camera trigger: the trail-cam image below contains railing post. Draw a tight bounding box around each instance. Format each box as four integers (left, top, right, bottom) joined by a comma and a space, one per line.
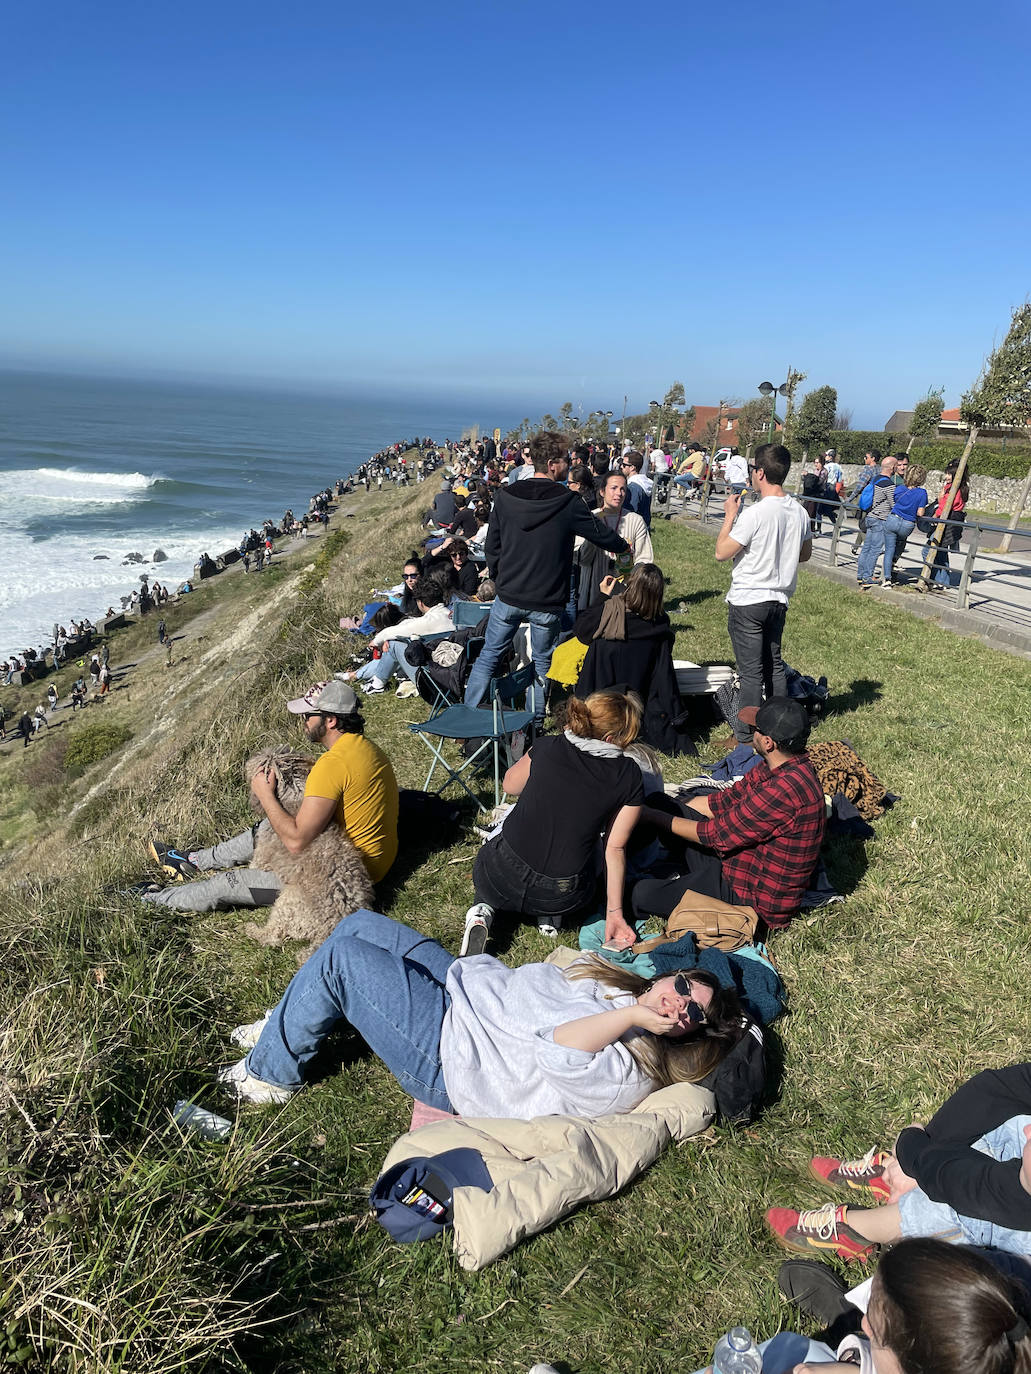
956, 523, 981, 610
828, 504, 845, 566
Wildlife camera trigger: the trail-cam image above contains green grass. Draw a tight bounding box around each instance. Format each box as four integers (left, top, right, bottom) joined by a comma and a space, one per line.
2, 474, 1031, 1371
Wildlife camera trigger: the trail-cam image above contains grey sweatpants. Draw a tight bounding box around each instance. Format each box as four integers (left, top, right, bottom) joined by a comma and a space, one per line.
144, 821, 282, 912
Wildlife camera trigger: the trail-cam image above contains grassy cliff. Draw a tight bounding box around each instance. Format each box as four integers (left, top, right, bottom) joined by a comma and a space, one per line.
1, 477, 1030, 1373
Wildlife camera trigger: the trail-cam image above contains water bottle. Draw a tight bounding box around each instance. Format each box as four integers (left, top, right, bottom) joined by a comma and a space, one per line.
172, 1099, 233, 1141
713, 1326, 762, 1374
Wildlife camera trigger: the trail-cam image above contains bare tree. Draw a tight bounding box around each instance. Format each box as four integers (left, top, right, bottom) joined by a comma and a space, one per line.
833, 407, 853, 431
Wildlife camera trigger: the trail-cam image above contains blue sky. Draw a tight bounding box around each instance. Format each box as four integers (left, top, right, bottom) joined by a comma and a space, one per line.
3, 0, 1029, 426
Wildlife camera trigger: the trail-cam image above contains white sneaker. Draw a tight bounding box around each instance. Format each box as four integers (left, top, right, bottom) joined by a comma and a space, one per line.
395, 680, 419, 698
362, 679, 385, 694
216, 1057, 295, 1105
536, 920, 558, 939
460, 904, 493, 957
229, 1010, 274, 1050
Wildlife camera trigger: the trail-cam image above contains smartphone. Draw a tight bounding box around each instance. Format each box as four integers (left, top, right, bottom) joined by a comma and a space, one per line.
601, 939, 629, 952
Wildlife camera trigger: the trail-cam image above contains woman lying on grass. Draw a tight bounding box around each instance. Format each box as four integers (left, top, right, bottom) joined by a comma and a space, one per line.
217, 909, 746, 1114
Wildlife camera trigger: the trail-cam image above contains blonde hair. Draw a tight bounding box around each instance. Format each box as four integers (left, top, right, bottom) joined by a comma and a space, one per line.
565, 689, 642, 749
565, 956, 745, 1088
907, 463, 927, 487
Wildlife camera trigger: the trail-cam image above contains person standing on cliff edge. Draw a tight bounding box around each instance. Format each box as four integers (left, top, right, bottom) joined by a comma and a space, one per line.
463, 430, 630, 726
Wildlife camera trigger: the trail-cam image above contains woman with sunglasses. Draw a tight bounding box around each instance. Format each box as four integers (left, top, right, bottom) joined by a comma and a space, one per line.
217, 912, 746, 1117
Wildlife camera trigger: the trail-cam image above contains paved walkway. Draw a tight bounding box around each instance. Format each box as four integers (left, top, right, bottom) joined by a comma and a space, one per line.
664, 492, 1031, 660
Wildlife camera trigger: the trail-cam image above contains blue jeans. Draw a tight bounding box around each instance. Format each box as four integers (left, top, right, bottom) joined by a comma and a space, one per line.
726, 600, 787, 743
245, 909, 456, 1110
897, 1115, 1031, 1255
463, 597, 558, 718
882, 513, 915, 580
355, 641, 418, 686
856, 517, 886, 583
923, 542, 954, 587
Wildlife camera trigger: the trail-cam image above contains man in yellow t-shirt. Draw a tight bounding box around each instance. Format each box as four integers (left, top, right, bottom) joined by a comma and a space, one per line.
140, 682, 397, 911
249, 680, 399, 882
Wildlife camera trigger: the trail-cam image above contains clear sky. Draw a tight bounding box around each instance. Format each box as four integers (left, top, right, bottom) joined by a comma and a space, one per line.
3, 0, 1029, 427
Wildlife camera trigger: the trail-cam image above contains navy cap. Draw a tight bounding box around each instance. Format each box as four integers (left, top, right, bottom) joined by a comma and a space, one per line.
370, 1147, 493, 1243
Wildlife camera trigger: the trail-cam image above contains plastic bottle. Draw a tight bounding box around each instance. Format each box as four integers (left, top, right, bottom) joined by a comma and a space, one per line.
713, 1326, 762, 1374
172, 1099, 233, 1141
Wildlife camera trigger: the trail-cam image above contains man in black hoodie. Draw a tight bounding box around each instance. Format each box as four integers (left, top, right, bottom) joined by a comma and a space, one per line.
463, 431, 629, 721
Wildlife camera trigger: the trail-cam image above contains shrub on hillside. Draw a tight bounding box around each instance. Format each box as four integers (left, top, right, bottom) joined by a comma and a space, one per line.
65, 721, 133, 772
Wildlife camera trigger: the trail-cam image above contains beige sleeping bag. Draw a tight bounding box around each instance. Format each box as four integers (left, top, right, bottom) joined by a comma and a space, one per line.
377, 1079, 715, 1270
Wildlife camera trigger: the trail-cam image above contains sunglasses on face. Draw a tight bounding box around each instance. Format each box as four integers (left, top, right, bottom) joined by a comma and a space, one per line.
672, 974, 707, 1023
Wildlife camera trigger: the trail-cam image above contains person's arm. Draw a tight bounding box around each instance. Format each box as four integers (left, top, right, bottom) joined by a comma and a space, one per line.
552, 1000, 679, 1050
572, 504, 631, 556
642, 804, 704, 844
894, 1065, 1031, 1230
249, 774, 337, 856
502, 750, 532, 796
798, 535, 813, 564
483, 508, 502, 578
603, 803, 642, 947
715, 493, 746, 561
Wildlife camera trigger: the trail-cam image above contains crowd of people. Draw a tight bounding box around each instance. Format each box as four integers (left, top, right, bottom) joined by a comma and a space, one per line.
99, 426, 1022, 1367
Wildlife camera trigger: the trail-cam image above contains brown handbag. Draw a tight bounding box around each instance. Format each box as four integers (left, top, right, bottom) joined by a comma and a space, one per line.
632, 888, 758, 955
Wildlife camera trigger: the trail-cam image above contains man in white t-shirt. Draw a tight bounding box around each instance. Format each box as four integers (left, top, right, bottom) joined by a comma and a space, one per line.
715, 444, 812, 743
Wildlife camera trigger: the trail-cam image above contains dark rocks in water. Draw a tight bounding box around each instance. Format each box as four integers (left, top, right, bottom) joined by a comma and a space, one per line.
153, 549, 168, 563
124, 552, 144, 564
93, 554, 109, 560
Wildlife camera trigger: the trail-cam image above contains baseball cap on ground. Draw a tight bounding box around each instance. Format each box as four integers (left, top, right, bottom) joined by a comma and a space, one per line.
753, 697, 811, 747
370, 1147, 493, 1242
285, 680, 359, 715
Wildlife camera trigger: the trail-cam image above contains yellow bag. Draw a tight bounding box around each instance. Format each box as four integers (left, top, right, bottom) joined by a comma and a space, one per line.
632, 888, 758, 955
546, 636, 589, 687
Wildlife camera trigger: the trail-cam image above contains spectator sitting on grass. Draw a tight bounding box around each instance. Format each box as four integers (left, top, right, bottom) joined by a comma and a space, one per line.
140, 681, 398, 911
629, 697, 825, 944
767, 1062, 1031, 1266
423, 538, 481, 597
341, 574, 454, 695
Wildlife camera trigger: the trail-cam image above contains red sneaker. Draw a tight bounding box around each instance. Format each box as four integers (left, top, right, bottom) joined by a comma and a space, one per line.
766, 1203, 875, 1263
810, 1148, 890, 1202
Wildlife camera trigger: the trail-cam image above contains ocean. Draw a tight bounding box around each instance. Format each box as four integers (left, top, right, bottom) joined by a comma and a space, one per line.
0, 370, 520, 654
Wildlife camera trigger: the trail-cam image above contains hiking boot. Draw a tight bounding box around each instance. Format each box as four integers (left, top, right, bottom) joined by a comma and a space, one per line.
230, 1011, 274, 1050
810, 1148, 891, 1201
148, 839, 200, 881
765, 1203, 875, 1262
216, 1057, 294, 1105
460, 904, 493, 957
777, 1259, 853, 1326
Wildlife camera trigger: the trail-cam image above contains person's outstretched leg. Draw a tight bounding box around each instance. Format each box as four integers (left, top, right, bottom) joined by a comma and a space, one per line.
243, 916, 454, 1107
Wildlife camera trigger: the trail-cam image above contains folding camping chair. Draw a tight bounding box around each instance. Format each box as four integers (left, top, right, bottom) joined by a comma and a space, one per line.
407, 663, 539, 812
450, 599, 492, 629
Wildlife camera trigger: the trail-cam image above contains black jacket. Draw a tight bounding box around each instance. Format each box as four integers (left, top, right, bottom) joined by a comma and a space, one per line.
895, 1064, 1031, 1230
574, 605, 695, 756
485, 479, 629, 614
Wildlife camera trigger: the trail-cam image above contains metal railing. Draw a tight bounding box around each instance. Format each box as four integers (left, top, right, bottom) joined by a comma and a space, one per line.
659, 480, 1031, 627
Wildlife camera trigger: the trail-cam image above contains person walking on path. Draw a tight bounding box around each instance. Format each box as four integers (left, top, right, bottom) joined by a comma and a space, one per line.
463, 431, 629, 724
18, 711, 32, 747
157, 618, 167, 645
715, 444, 812, 745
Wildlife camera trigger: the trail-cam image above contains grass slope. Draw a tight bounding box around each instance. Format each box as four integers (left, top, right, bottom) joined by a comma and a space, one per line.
1, 477, 1030, 1373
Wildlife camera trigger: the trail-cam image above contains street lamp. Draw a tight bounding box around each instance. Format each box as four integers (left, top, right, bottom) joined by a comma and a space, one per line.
758, 380, 791, 442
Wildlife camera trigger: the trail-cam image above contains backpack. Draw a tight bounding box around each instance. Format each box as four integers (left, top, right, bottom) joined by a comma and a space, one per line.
857, 475, 889, 512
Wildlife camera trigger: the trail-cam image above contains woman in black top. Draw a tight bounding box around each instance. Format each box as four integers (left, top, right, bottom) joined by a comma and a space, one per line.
575, 563, 693, 756
461, 690, 645, 955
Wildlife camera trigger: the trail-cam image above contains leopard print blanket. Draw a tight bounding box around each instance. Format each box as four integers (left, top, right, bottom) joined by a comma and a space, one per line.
808, 741, 888, 820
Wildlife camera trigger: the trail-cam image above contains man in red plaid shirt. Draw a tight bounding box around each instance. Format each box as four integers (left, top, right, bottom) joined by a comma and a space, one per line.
631, 698, 825, 935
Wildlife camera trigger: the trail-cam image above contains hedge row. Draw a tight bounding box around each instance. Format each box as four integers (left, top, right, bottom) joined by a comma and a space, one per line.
821, 430, 1030, 479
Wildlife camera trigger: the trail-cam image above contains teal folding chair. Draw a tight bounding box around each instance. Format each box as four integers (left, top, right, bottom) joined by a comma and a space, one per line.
407, 663, 538, 812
